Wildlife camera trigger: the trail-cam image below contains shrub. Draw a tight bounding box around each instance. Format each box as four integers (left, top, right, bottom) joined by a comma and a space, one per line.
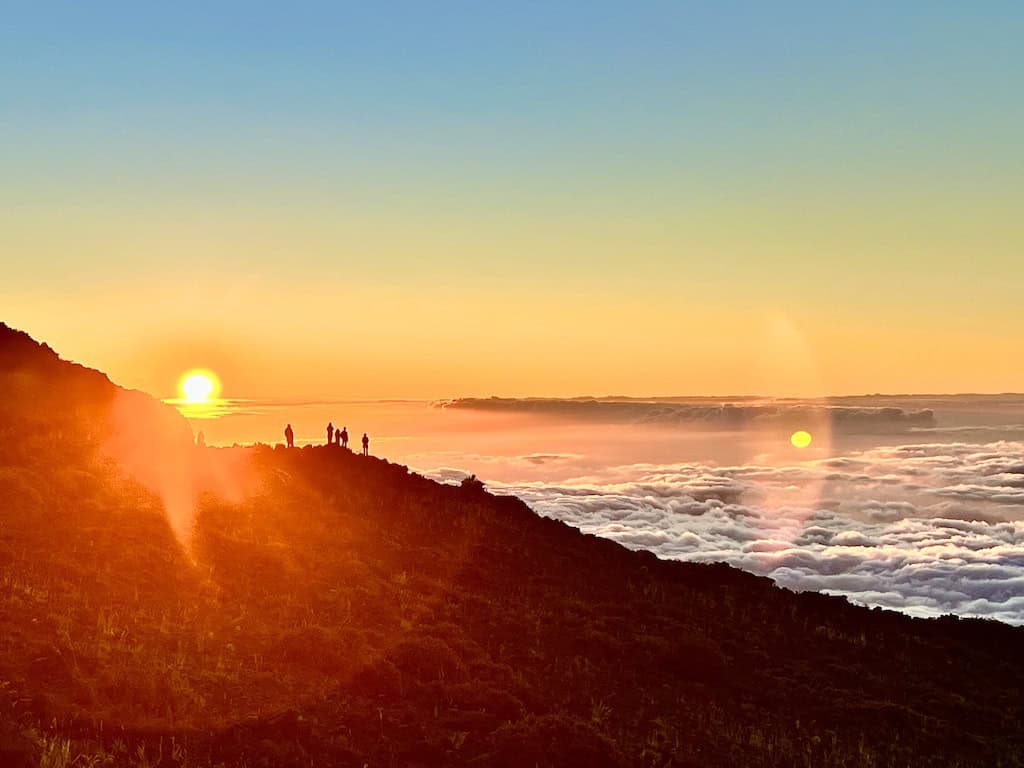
445, 682, 523, 721
271, 626, 364, 677
390, 637, 462, 682
349, 658, 402, 698
488, 714, 626, 768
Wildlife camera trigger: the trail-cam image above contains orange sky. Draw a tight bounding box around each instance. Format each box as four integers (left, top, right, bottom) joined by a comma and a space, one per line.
2, 273, 1020, 400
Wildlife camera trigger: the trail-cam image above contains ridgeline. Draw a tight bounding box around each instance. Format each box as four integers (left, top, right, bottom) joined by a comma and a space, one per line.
1, 322, 1023, 767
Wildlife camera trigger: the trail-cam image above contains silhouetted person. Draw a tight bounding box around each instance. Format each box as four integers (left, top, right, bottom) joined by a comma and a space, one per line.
327, 422, 334, 446
461, 473, 485, 492
361, 432, 369, 456
284, 423, 294, 448
340, 427, 349, 449
196, 430, 206, 448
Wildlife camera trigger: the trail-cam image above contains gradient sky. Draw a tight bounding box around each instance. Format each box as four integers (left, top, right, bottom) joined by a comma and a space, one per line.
2, 2, 1021, 399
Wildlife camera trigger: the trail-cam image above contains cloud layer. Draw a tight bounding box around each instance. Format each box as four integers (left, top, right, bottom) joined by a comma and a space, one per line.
436, 397, 937, 431
435, 441, 1024, 624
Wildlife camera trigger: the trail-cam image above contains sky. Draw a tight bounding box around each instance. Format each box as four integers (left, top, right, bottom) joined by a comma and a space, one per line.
2, 2, 1022, 399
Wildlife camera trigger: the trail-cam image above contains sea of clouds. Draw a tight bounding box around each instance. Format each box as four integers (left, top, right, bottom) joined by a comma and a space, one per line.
186, 392, 1024, 624
433, 440, 1024, 624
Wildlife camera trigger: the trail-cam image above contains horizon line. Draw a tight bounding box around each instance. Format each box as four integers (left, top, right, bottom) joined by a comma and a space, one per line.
160, 391, 1024, 407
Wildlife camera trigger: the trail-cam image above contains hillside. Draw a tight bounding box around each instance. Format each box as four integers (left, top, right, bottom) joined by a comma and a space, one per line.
1, 323, 1023, 768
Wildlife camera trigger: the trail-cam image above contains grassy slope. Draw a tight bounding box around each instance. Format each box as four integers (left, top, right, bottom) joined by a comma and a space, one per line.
1, 323, 1023, 767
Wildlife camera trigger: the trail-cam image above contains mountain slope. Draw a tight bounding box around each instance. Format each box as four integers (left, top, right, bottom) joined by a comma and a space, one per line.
1, 323, 1022, 767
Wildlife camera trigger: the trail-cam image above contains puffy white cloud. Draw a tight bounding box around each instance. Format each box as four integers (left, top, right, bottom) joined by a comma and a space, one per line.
452, 441, 1024, 625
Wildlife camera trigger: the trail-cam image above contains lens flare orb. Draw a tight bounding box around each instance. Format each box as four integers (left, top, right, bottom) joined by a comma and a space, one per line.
790, 430, 813, 449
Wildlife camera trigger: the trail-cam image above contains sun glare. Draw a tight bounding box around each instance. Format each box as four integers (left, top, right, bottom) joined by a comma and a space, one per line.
790, 430, 813, 449
179, 370, 220, 403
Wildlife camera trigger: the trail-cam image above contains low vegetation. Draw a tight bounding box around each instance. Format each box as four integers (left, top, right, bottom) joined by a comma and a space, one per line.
2, 323, 1023, 767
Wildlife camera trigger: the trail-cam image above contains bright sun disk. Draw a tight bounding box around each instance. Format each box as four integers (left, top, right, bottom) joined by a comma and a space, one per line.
179, 370, 220, 403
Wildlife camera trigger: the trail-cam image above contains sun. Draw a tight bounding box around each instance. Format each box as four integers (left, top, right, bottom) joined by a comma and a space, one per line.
179, 369, 221, 403
790, 430, 813, 449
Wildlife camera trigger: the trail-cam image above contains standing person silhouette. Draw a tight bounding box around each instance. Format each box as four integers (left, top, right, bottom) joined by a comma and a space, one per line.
326, 422, 334, 446
284, 424, 294, 448
361, 432, 369, 456
340, 426, 349, 449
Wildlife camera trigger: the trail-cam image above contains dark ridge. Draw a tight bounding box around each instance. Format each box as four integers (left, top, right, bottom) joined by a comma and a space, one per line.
1, 323, 1022, 767
0, 322, 193, 460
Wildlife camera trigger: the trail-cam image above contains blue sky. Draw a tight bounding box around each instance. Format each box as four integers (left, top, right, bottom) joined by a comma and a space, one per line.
1, 2, 1022, 397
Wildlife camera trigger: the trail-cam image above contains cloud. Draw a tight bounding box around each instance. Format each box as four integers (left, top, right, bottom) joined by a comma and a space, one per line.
444, 441, 1024, 625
